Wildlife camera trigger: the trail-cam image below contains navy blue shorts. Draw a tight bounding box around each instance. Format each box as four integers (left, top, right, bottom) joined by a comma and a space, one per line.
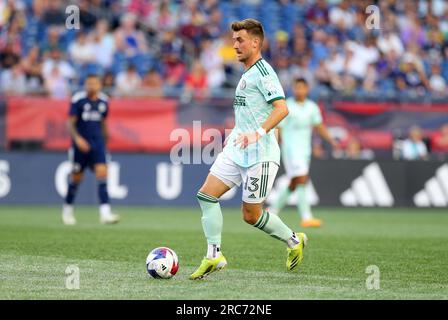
69, 144, 108, 173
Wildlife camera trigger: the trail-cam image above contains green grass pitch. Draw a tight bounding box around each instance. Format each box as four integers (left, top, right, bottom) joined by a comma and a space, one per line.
0, 206, 447, 300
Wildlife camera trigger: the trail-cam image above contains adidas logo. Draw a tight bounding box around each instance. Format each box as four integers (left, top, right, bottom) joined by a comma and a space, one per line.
413, 164, 448, 207
248, 193, 256, 199
340, 163, 394, 207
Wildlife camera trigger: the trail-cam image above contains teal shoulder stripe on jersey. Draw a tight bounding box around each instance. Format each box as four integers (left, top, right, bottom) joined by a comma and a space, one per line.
257, 61, 269, 76
255, 62, 267, 76
243, 58, 263, 74
267, 96, 285, 104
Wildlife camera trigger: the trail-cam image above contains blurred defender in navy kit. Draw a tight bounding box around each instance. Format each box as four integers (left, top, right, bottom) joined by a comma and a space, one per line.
62, 74, 120, 225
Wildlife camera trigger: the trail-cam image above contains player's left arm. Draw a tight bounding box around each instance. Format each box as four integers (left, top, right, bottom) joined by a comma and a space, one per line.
101, 120, 108, 145
315, 123, 338, 149
235, 99, 288, 149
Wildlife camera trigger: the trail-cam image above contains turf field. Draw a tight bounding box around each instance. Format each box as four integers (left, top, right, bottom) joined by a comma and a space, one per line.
0, 206, 447, 300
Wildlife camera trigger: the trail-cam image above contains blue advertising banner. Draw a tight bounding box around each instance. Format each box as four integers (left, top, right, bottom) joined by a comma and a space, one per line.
0, 152, 447, 208
0, 152, 242, 206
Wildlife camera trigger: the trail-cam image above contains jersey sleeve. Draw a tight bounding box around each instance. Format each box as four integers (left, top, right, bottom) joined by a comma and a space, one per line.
256, 71, 285, 104
311, 102, 323, 125
69, 99, 80, 117
103, 101, 109, 119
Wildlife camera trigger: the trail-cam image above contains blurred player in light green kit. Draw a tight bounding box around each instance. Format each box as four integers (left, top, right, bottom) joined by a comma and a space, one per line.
269, 78, 337, 228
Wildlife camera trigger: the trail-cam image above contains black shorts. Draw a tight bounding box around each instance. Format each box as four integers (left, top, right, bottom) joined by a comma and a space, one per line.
69, 144, 108, 173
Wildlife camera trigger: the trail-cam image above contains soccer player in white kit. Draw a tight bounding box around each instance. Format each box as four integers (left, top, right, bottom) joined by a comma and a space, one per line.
270, 78, 337, 227
190, 19, 307, 280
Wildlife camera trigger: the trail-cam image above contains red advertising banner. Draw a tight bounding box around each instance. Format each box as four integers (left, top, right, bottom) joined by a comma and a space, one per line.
6, 97, 178, 152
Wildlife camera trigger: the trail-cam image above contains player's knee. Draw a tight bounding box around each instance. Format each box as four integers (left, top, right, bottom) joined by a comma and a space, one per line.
196, 191, 219, 204
290, 176, 307, 190
95, 165, 108, 180
241, 206, 260, 225
71, 172, 84, 184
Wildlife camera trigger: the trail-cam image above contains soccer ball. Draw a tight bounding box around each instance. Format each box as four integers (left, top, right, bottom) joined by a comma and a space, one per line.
146, 247, 179, 279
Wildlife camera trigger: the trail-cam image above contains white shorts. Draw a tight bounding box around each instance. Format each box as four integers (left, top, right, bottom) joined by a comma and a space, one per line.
210, 152, 279, 204
283, 156, 310, 178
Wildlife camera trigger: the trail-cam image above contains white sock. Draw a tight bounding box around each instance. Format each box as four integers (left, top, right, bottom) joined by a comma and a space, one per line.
63, 204, 74, 215
286, 233, 300, 249
99, 204, 112, 217
301, 211, 313, 221
206, 244, 221, 259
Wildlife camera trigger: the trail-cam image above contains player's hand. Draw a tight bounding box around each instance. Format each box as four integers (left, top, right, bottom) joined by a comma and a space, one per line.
234, 132, 261, 149
330, 140, 340, 150
75, 136, 90, 153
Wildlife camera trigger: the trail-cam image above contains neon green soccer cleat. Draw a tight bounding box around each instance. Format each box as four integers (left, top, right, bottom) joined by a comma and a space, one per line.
189, 254, 227, 280
286, 233, 308, 271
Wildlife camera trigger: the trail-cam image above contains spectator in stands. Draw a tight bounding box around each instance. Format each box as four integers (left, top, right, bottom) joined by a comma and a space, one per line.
0, 13, 23, 55
377, 28, 405, 57
41, 26, 63, 58
343, 137, 375, 160
178, 0, 207, 46
395, 57, 429, 95
68, 31, 95, 67
163, 53, 186, 88
140, 69, 164, 97
145, 0, 178, 32
42, 49, 75, 85
78, 0, 98, 30
306, 0, 330, 25
1, 0, 448, 99
203, 8, 223, 40
362, 63, 379, 93
0, 40, 20, 69
114, 12, 148, 58
44, 64, 70, 99
42, 0, 65, 26
115, 64, 142, 96
431, 123, 448, 153
428, 63, 447, 96
0, 62, 27, 95
217, 32, 239, 87
199, 38, 225, 89
20, 45, 43, 93
402, 126, 429, 160
102, 71, 115, 92
91, 19, 116, 69
184, 59, 208, 100
329, 0, 356, 31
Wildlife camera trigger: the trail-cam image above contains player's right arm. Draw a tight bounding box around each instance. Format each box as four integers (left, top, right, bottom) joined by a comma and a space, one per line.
68, 95, 90, 153
68, 116, 90, 153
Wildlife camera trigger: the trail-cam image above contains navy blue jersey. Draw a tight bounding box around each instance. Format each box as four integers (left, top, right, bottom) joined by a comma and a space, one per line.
69, 91, 109, 146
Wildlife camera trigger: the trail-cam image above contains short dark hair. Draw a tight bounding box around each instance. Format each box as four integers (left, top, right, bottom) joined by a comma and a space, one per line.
295, 78, 308, 86
86, 73, 100, 80
231, 18, 264, 43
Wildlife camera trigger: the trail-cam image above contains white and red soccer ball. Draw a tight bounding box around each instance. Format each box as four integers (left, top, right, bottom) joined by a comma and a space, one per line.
146, 247, 179, 279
